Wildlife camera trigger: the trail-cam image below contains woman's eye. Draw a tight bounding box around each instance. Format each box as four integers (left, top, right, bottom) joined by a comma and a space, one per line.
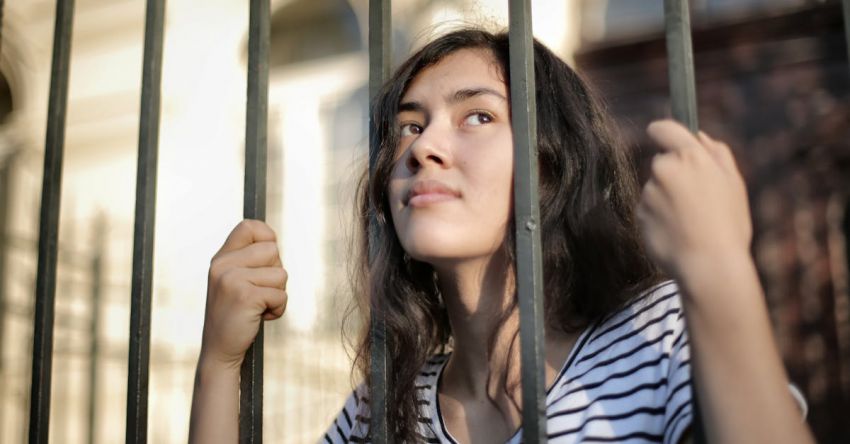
464, 112, 493, 126
400, 123, 422, 137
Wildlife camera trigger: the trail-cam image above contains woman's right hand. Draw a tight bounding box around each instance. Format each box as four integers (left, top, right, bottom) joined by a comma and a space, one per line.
200, 219, 288, 370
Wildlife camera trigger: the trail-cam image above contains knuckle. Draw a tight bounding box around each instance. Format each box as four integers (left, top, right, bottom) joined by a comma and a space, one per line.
650, 155, 671, 176
218, 268, 243, 292
209, 257, 226, 280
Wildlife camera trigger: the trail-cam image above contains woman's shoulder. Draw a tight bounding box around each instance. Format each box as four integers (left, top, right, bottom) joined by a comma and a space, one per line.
599, 280, 684, 335
321, 352, 450, 443
571, 280, 687, 370
543, 280, 693, 443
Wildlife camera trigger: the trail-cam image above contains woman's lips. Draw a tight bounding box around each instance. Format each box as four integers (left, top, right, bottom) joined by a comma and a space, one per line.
407, 179, 460, 207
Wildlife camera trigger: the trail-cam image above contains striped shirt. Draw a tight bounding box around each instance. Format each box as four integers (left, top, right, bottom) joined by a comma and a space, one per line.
323, 281, 692, 443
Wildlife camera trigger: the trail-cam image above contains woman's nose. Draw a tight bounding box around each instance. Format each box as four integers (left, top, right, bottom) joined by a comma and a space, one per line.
405, 124, 451, 173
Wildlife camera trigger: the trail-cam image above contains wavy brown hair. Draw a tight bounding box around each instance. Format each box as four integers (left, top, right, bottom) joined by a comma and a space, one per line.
348, 28, 660, 442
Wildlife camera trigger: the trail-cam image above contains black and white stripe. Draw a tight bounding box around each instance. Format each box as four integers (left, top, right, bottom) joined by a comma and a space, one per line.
323, 282, 693, 444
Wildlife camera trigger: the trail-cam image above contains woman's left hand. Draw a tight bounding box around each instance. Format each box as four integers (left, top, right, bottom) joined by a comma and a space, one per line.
637, 119, 752, 280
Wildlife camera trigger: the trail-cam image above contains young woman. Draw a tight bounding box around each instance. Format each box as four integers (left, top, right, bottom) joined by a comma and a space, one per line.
189, 29, 814, 443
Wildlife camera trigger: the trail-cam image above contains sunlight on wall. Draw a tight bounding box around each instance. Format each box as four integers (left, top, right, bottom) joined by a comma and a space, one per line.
0, 1, 581, 443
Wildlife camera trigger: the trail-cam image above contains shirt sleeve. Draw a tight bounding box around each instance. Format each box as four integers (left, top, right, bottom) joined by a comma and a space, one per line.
320, 386, 370, 443
663, 305, 693, 444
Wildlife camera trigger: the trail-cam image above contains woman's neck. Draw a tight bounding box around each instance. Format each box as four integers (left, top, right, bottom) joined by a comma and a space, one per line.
432, 252, 579, 414
434, 253, 517, 398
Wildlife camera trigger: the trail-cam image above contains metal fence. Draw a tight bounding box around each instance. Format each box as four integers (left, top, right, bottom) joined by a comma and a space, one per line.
21, 0, 850, 443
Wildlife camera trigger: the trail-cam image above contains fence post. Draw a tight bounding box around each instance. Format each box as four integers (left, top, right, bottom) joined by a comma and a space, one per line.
126, 1, 166, 442
843, 0, 850, 72
0, 151, 14, 443
368, 0, 391, 442
28, 1, 75, 442
663, 1, 707, 443
507, 1, 547, 442
240, 0, 270, 442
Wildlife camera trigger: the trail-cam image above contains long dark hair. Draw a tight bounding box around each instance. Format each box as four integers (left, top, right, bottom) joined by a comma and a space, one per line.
348, 28, 660, 441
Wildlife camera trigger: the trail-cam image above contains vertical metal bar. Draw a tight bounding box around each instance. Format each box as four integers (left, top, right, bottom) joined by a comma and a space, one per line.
28, 1, 75, 442
842, 0, 850, 71
126, 1, 165, 443
87, 216, 105, 444
240, 0, 269, 442
368, 0, 391, 442
0, 153, 13, 443
664, 0, 698, 131
508, 1, 546, 442
663, 1, 706, 443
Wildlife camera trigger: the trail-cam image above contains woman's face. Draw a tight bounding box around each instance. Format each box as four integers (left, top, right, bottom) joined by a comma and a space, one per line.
389, 48, 514, 267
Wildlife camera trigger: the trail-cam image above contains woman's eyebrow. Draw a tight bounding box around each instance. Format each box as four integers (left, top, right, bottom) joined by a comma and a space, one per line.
398, 101, 424, 113
448, 87, 507, 104
398, 87, 507, 114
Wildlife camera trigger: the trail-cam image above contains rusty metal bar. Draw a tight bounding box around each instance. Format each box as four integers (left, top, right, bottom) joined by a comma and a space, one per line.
368, 0, 391, 442
28, 1, 75, 442
240, 0, 269, 442
663, 1, 706, 443
508, 0, 546, 442
125, 0, 166, 442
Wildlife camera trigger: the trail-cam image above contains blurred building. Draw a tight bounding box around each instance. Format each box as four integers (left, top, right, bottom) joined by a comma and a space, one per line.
577, 1, 850, 442
1, 0, 848, 443
0, 0, 579, 443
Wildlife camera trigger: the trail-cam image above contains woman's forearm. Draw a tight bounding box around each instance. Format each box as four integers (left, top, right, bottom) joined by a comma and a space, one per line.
675, 253, 814, 444
188, 354, 240, 444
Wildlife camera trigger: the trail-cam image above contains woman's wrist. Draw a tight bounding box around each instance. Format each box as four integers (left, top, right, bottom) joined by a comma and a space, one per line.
670, 248, 757, 302
197, 348, 243, 380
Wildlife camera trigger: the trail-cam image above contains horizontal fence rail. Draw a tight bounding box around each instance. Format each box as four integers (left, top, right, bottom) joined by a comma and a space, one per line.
368, 0, 391, 442
240, 0, 270, 442
126, 0, 166, 443
28, 1, 75, 442
508, 0, 547, 443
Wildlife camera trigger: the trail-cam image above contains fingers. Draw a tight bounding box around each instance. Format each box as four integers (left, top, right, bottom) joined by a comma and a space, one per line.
210, 267, 288, 315
212, 241, 281, 272
218, 219, 277, 255
241, 266, 288, 290
646, 119, 701, 156
255, 287, 288, 320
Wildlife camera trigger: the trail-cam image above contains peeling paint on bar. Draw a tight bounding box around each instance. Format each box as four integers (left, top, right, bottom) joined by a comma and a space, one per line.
508, 1, 547, 443
368, 0, 391, 442
28, 1, 75, 442
125, 1, 166, 443
240, 0, 270, 442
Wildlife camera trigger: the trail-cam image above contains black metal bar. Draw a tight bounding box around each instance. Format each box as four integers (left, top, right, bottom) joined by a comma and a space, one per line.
368, 0, 391, 442
240, 0, 269, 442
125, 1, 165, 442
28, 1, 75, 442
664, 0, 698, 132
0, 152, 13, 443
663, 1, 706, 443
87, 216, 105, 444
508, 1, 546, 442
842, 0, 850, 70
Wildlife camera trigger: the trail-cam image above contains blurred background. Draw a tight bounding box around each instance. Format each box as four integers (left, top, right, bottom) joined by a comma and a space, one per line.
0, 0, 847, 442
